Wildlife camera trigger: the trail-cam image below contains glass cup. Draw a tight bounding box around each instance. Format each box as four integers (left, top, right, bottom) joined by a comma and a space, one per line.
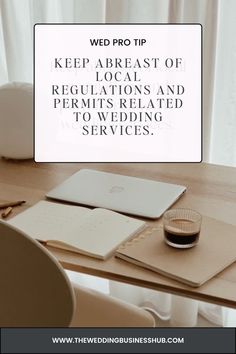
163, 208, 202, 249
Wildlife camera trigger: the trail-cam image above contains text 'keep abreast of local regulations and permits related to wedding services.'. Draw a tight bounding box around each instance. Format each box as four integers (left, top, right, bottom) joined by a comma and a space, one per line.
34, 24, 201, 162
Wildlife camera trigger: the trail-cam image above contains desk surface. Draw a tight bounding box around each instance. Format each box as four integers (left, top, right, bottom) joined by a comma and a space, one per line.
1, 159, 236, 308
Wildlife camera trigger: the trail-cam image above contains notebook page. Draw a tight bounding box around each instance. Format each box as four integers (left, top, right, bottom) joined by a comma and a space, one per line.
64, 208, 146, 259
8, 201, 91, 242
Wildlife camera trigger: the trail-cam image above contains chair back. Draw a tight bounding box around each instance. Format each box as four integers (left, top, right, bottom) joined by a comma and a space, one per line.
0, 221, 75, 326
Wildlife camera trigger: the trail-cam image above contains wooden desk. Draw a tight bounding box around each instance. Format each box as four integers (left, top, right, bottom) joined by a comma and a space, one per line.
1, 159, 236, 308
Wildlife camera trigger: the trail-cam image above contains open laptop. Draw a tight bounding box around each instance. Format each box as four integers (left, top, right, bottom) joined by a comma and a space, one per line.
46, 169, 186, 219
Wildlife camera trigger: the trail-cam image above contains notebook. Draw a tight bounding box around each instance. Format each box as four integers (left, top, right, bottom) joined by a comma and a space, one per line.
116, 216, 236, 287
8, 201, 146, 260
46, 169, 186, 219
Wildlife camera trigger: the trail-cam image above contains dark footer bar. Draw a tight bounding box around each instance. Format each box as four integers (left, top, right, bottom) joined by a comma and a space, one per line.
1, 328, 235, 353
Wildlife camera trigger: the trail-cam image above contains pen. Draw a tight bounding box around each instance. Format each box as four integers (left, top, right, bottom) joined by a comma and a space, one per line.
1, 207, 13, 218
0, 200, 26, 209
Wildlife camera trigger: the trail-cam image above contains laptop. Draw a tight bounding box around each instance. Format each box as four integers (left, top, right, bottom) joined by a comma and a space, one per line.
46, 169, 186, 219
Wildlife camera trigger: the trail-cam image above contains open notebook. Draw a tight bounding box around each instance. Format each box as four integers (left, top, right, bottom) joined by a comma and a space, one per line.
8, 201, 146, 260
116, 216, 236, 287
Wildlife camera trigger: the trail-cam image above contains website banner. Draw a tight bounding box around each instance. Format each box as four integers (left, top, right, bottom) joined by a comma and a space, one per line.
1, 328, 235, 353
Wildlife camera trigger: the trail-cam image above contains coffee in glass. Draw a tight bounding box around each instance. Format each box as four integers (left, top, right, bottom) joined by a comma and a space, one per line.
163, 209, 202, 249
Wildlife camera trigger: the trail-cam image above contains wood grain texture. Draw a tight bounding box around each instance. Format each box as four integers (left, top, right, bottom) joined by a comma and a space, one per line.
1, 158, 236, 307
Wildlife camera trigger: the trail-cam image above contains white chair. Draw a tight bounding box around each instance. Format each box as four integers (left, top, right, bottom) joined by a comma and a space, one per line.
0, 221, 155, 327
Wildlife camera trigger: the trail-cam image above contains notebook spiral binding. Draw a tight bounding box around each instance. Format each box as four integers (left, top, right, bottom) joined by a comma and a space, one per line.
118, 225, 163, 250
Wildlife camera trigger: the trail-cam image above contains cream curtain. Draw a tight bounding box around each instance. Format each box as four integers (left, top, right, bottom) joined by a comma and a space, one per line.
1, 0, 236, 326
2, 0, 235, 166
